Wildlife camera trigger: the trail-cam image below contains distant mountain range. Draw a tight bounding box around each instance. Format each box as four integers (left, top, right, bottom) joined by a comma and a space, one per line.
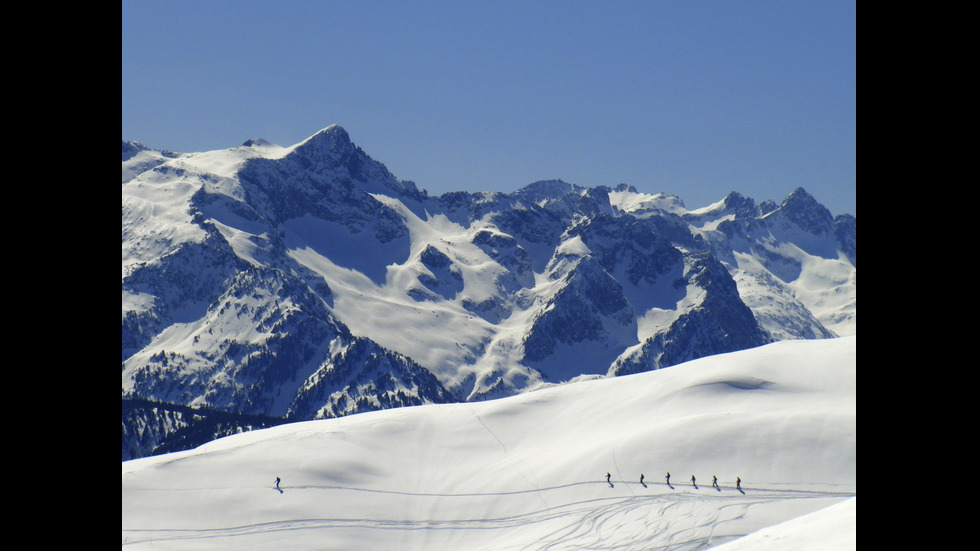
122, 125, 855, 460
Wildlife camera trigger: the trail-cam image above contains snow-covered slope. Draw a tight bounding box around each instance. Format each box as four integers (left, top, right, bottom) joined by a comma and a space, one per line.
711, 496, 855, 550
122, 336, 856, 550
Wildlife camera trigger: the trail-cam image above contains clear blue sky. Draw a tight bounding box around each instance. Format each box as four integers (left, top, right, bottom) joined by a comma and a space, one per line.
122, 0, 856, 216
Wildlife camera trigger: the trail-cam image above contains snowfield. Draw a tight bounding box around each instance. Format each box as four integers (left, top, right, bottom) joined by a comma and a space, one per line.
122, 336, 856, 550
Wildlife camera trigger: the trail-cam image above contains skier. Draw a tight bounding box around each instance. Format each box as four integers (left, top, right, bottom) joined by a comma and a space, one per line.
275, 476, 281, 490
640, 474, 645, 485
712, 475, 718, 488
691, 475, 697, 487
606, 472, 611, 484
736, 477, 741, 491
665, 472, 671, 484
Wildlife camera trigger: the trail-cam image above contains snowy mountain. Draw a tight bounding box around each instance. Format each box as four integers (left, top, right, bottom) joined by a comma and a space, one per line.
122, 336, 857, 550
122, 125, 856, 460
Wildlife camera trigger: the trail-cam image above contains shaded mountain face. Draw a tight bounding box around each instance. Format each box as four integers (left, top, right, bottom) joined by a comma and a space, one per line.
122, 125, 856, 459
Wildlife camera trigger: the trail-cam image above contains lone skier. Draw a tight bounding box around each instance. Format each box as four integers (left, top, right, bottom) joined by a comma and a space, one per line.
712, 475, 718, 489
665, 472, 671, 485
640, 474, 645, 485
736, 477, 741, 491
606, 472, 611, 484
275, 476, 281, 490
691, 475, 697, 488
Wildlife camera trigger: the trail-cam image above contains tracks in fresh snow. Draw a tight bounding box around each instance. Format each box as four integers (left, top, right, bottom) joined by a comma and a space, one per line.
122, 481, 855, 550
266, 479, 850, 501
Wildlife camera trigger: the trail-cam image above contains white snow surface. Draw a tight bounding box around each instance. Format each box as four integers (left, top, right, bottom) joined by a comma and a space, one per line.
608, 188, 689, 217
122, 336, 856, 550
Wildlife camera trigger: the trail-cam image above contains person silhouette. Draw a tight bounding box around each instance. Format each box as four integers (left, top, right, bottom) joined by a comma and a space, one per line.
736, 477, 741, 491
606, 472, 611, 484
691, 475, 697, 488
712, 475, 718, 489
275, 476, 281, 490
665, 472, 671, 484
640, 474, 645, 485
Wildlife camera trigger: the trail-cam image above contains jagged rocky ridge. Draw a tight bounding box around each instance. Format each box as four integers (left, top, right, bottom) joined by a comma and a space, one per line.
122, 125, 856, 459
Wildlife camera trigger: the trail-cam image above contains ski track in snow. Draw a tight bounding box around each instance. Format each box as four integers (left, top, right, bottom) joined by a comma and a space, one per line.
470, 405, 553, 514
121, 480, 854, 550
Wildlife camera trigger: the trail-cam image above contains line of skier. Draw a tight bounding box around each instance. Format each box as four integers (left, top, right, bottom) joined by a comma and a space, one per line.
275, 473, 741, 493
608, 471, 741, 491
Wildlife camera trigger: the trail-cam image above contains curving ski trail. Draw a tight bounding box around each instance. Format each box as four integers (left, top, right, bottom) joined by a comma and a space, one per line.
122, 479, 854, 550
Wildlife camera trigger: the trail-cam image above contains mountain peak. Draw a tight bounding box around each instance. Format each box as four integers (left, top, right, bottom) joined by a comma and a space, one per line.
515, 180, 585, 201
287, 124, 359, 164
780, 188, 822, 214
242, 138, 274, 148
721, 191, 758, 218
273, 125, 424, 201
775, 187, 834, 234
300, 124, 352, 150
122, 140, 147, 161
315, 124, 349, 139
783, 187, 815, 205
